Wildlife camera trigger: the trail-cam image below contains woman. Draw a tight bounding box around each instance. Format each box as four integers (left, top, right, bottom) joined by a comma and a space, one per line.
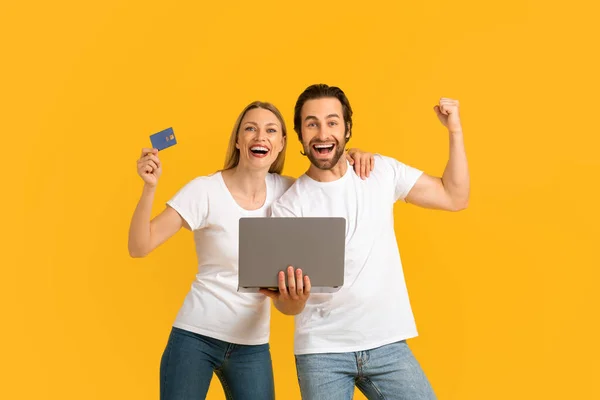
128, 101, 373, 400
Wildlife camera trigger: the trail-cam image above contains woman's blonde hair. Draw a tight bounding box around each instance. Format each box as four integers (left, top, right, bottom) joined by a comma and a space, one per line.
223, 101, 287, 174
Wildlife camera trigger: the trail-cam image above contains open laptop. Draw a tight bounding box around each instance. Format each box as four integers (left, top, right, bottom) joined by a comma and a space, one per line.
238, 217, 346, 293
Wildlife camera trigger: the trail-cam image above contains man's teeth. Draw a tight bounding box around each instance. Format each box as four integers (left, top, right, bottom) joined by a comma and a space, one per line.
314, 144, 334, 149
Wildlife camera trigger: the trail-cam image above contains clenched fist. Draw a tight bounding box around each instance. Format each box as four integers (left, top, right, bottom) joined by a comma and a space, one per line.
434, 98, 462, 133
137, 148, 162, 187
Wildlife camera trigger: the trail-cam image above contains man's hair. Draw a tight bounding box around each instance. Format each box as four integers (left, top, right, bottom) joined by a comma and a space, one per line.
293, 84, 353, 142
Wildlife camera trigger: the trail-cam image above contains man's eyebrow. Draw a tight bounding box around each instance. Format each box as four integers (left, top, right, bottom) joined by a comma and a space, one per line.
304, 113, 340, 121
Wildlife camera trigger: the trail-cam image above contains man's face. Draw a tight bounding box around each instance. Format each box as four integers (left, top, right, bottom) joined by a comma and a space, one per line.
300, 97, 349, 170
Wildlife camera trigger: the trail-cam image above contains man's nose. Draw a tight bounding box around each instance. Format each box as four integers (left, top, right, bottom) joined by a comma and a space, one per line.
315, 126, 329, 139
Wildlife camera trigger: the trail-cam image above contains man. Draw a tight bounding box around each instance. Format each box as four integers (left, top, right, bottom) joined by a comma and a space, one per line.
263, 84, 470, 399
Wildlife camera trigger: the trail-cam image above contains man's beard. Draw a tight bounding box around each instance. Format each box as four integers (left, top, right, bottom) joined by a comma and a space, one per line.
304, 137, 347, 170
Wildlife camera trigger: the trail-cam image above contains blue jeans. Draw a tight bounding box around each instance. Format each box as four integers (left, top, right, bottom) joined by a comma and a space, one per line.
160, 327, 275, 400
295, 341, 436, 400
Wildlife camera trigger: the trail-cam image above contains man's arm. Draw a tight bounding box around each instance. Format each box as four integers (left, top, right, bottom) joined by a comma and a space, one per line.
405, 98, 470, 212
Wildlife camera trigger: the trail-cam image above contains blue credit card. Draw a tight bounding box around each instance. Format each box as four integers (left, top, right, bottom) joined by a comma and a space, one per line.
150, 127, 177, 151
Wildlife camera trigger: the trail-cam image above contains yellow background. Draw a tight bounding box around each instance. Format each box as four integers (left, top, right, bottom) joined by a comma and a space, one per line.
2, 0, 599, 399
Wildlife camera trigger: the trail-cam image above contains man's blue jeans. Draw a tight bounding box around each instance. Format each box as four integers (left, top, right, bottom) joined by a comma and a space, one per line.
295, 340, 436, 400
160, 327, 275, 400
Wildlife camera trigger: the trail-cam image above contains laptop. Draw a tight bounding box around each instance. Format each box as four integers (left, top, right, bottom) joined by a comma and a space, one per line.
238, 217, 346, 293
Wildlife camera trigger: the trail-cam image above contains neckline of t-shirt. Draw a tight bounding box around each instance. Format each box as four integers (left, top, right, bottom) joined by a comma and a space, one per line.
301, 160, 352, 187
215, 171, 272, 214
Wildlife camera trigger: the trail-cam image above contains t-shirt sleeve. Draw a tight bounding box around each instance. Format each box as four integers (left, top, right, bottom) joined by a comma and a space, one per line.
379, 155, 424, 202
279, 175, 296, 192
272, 174, 296, 198
270, 198, 298, 217
269, 175, 300, 217
166, 177, 209, 230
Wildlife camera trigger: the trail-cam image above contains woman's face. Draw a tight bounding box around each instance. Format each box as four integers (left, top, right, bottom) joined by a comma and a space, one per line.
236, 107, 285, 171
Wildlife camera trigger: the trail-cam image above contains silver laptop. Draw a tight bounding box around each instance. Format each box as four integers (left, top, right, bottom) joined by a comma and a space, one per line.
238, 217, 346, 293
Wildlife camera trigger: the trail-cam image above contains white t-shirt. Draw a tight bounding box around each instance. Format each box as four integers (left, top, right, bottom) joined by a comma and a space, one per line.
166, 171, 294, 345
270, 154, 424, 355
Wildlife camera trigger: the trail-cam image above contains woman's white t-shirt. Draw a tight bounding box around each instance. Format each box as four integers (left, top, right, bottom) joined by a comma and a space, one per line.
166, 171, 294, 345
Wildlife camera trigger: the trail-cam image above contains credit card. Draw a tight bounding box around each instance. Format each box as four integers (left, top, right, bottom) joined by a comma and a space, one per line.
150, 127, 177, 151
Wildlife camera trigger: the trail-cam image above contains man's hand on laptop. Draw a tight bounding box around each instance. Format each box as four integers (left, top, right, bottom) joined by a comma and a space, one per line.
259, 266, 311, 315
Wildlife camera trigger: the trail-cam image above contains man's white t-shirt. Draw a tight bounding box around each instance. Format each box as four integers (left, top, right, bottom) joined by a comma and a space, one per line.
166, 171, 294, 345
270, 154, 424, 355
